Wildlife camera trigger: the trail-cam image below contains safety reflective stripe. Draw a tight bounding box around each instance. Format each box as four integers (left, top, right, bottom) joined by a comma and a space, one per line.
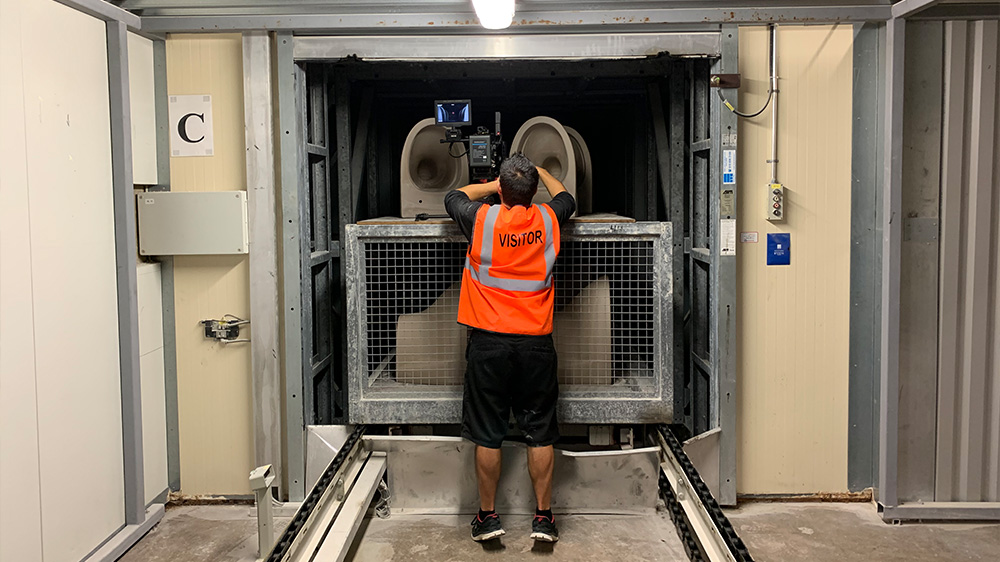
478, 205, 501, 273
539, 204, 556, 273
465, 204, 555, 293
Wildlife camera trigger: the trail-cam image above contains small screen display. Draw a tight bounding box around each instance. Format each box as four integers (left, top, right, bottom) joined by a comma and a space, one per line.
435, 100, 471, 126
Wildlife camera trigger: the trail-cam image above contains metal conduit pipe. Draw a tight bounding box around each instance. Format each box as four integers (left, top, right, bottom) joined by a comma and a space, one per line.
769, 24, 779, 184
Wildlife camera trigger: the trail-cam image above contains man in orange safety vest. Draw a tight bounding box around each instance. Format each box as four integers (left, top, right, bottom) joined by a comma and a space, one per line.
444, 152, 576, 544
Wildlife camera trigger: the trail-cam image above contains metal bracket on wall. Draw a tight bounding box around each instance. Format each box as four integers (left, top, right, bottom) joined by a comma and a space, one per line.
709, 74, 742, 88
200, 315, 250, 344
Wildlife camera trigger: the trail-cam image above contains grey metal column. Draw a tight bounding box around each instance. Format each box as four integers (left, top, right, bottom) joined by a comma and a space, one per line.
107, 19, 146, 526
712, 25, 739, 507
667, 70, 688, 425
244, 31, 284, 498
150, 38, 181, 493
878, 17, 905, 510
848, 22, 884, 493
276, 31, 307, 501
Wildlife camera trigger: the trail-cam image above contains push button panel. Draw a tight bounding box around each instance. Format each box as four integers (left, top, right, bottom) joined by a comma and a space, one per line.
766, 183, 784, 222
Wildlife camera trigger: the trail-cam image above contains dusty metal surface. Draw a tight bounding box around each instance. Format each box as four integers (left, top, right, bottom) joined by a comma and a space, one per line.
293, 33, 721, 60
359, 435, 660, 515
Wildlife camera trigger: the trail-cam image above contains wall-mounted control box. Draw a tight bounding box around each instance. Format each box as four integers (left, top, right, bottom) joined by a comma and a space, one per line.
766, 183, 784, 222
137, 191, 249, 255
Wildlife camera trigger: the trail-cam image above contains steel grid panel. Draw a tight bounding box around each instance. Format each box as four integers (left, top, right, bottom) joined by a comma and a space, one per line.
346, 221, 672, 424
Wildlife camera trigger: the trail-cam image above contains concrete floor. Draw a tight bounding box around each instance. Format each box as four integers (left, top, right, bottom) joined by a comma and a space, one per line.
119, 506, 291, 562
346, 513, 687, 561
119, 503, 1000, 562
726, 502, 1000, 562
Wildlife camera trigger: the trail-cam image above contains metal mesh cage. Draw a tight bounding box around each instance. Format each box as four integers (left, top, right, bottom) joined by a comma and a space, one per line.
346, 221, 672, 424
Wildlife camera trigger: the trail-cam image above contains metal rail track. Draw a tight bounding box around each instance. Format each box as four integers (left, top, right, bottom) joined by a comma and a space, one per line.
263, 424, 751, 561
265, 425, 370, 562
656, 424, 754, 562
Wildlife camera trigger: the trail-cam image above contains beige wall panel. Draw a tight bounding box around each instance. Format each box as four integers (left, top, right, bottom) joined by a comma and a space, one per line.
141, 347, 169, 503
736, 26, 853, 494
0, 0, 44, 558
138, 262, 169, 503
129, 32, 158, 185
19, 0, 127, 558
167, 34, 254, 495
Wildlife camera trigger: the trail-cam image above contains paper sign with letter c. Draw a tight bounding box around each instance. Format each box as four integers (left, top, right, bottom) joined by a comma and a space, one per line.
169, 95, 214, 157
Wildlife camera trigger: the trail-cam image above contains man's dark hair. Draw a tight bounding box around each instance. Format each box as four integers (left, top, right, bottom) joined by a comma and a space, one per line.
498, 153, 539, 207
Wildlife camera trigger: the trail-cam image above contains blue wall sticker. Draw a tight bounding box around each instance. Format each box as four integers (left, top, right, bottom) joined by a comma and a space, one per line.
767, 233, 791, 266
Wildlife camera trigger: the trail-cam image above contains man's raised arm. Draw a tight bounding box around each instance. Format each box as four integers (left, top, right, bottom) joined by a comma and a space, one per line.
536, 166, 567, 198
457, 179, 500, 201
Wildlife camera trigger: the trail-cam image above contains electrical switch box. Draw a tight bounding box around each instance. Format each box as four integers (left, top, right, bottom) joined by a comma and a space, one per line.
137, 191, 249, 255
766, 183, 784, 222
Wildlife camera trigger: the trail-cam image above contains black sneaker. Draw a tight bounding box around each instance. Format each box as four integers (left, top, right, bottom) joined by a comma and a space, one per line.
470, 512, 505, 542
530, 513, 559, 542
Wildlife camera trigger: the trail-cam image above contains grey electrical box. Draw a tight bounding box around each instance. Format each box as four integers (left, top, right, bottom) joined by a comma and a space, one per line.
137, 191, 249, 255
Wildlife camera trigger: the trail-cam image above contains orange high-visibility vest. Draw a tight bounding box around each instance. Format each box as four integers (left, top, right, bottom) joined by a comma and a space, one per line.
458, 203, 560, 336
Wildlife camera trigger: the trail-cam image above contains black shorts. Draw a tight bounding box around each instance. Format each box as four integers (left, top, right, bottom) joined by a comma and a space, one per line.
461, 329, 560, 449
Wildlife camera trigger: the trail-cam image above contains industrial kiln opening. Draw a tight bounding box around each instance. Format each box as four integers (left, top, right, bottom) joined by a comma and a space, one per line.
301, 54, 713, 429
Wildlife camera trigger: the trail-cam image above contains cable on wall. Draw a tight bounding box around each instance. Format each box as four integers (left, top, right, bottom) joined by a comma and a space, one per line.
717, 24, 776, 120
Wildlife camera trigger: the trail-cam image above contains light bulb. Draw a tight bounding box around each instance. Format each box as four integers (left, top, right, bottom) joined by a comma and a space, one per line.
472, 0, 515, 30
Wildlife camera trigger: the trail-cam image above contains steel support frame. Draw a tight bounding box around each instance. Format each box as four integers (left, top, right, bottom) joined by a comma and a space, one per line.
891, 0, 942, 19
277, 31, 308, 502
54, 0, 141, 30
139, 6, 893, 34
149, 37, 182, 494
107, 18, 146, 530
272, 24, 738, 503
848, 22, 885, 493
292, 33, 722, 60
712, 25, 739, 507
878, 16, 905, 513
882, 502, 1000, 522
243, 31, 284, 498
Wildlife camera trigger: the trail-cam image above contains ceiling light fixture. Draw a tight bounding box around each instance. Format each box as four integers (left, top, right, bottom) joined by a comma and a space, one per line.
471, 0, 515, 30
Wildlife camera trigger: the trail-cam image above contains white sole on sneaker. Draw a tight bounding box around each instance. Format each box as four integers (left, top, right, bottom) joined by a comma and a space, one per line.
472, 529, 506, 542
530, 532, 558, 542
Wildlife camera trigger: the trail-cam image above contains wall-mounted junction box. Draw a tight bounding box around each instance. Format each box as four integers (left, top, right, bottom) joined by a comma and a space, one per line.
766, 183, 784, 222
137, 191, 249, 255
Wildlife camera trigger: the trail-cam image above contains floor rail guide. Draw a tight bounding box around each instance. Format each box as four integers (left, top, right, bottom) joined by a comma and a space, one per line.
656, 424, 754, 562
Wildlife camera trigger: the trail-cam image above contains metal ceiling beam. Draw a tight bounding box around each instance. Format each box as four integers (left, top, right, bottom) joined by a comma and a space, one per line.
891, 0, 942, 18
55, 0, 141, 30
140, 6, 893, 33
293, 33, 722, 61
910, 3, 1000, 20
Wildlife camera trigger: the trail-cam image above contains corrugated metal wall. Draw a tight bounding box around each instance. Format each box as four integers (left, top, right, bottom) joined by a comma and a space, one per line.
934, 19, 1000, 503
898, 19, 1000, 503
